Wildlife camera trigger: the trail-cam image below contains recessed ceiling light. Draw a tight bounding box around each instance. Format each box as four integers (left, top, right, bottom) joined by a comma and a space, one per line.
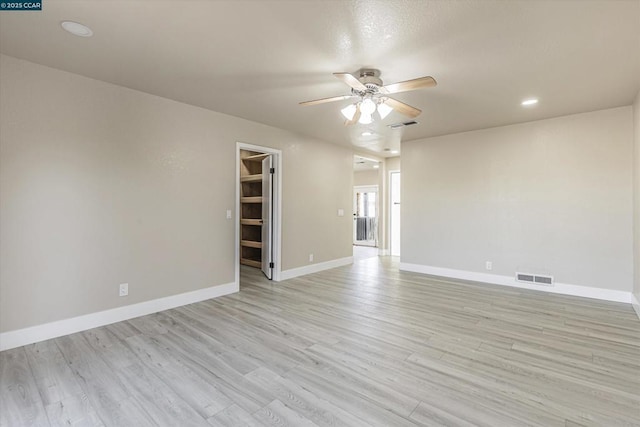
61, 21, 93, 37
391, 150, 399, 154
521, 98, 538, 106
361, 131, 373, 137
373, 165, 380, 169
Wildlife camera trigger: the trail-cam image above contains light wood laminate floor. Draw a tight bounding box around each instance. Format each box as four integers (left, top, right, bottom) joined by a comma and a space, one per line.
2, 257, 639, 426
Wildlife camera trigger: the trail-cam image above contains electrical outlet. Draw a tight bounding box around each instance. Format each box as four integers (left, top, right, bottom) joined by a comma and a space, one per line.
485, 261, 492, 271
119, 283, 129, 297
309, 254, 314, 262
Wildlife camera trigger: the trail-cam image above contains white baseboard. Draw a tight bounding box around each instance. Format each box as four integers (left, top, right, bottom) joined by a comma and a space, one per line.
632, 293, 640, 321
279, 256, 353, 281
0, 281, 238, 352
399, 263, 633, 304
378, 249, 390, 256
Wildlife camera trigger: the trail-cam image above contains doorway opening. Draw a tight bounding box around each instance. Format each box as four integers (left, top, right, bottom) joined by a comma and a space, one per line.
353, 154, 382, 262
236, 143, 282, 284
353, 185, 379, 247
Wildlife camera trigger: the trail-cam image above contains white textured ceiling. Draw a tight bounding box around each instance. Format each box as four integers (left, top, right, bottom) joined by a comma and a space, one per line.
1, 0, 639, 156
354, 154, 382, 172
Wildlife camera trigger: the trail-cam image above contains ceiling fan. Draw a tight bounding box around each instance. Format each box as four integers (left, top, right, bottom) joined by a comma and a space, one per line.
300, 69, 437, 125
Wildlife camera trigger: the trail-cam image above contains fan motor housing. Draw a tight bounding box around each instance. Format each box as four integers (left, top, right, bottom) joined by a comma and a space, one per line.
358, 68, 383, 88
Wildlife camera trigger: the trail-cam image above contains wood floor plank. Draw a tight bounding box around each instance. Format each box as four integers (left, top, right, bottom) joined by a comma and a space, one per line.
284, 365, 421, 426
114, 362, 210, 426
0, 347, 49, 426
309, 342, 552, 426
477, 342, 640, 399
44, 394, 104, 427
164, 307, 298, 376
206, 404, 263, 427
244, 366, 366, 426
152, 310, 261, 375
409, 400, 479, 427
203, 299, 316, 350
252, 399, 319, 426
82, 327, 140, 370
104, 321, 142, 341
24, 340, 85, 406
151, 330, 274, 414
55, 333, 157, 426
178, 303, 315, 372
2, 258, 639, 426
125, 334, 234, 418
433, 348, 638, 425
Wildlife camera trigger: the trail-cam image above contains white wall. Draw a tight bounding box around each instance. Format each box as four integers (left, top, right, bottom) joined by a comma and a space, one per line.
633, 90, 640, 314
282, 141, 353, 270
382, 156, 400, 253
354, 170, 379, 186
402, 107, 634, 293
0, 54, 353, 333
386, 156, 400, 172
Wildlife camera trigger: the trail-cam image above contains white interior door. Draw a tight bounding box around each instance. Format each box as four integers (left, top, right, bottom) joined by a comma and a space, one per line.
353, 185, 378, 247
390, 172, 401, 256
261, 155, 273, 279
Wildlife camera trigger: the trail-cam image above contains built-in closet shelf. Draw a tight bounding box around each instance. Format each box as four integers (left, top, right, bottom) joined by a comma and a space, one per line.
240, 258, 262, 268
242, 153, 269, 162
240, 148, 268, 272
241, 219, 262, 226
241, 174, 263, 183
241, 240, 263, 249
241, 196, 263, 203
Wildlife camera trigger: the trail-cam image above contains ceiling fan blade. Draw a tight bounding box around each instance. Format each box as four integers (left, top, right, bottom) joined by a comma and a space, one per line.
334, 72, 367, 91
299, 95, 354, 106
381, 76, 437, 94
384, 97, 422, 118
344, 105, 361, 126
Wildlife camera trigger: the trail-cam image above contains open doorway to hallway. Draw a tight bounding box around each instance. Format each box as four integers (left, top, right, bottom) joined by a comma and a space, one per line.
353, 185, 378, 247
353, 154, 381, 261
352, 154, 400, 262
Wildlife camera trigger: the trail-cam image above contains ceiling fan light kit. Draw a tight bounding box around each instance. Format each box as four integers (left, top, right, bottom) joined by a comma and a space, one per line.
358, 112, 373, 125
340, 97, 395, 124
359, 97, 376, 115
340, 104, 358, 121
301, 68, 436, 126
377, 101, 393, 119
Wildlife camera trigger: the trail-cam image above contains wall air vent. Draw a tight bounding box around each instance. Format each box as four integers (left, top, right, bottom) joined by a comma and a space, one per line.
534, 275, 553, 285
516, 273, 534, 283
516, 272, 554, 286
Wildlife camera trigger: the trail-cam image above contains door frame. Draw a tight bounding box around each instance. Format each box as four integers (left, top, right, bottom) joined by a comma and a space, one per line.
236, 142, 283, 283
389, 170, 400, 257
353, 184, 379, 247
261, 155, 274, 280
